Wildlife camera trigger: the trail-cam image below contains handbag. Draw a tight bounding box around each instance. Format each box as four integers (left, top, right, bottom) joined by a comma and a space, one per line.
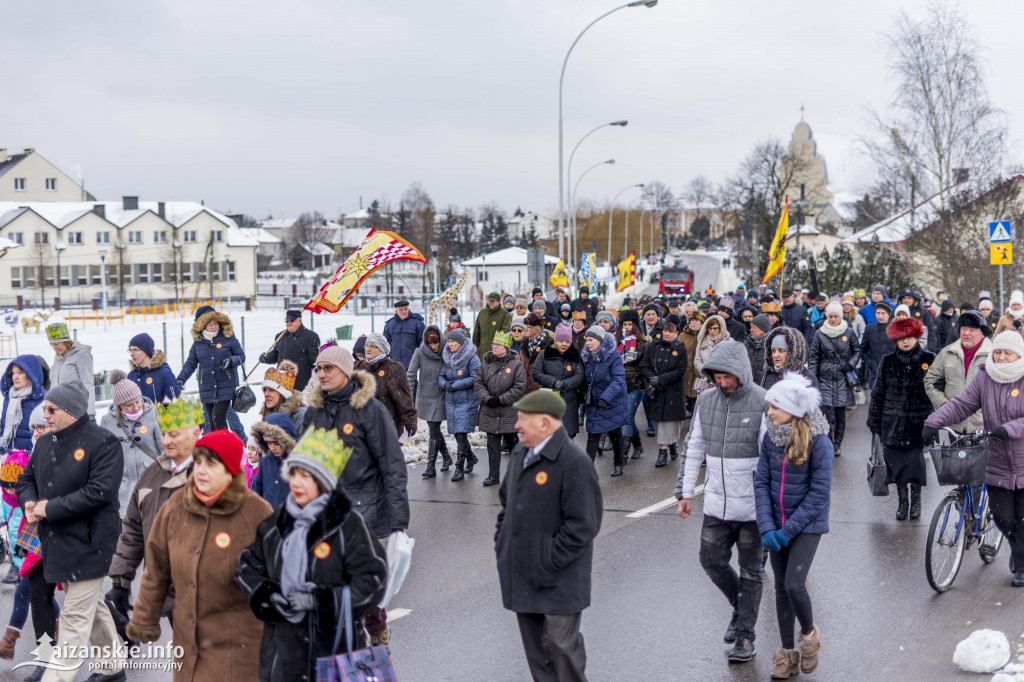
232, 385, 257, 413
317, 586, 397, 682
15, 520, 40, 555
692, 375, 713, 395
379, 531, 414, 609
867, 433, 889, 496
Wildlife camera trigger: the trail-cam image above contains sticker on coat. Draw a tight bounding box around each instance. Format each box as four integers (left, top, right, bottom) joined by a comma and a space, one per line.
215, 532, 231, 548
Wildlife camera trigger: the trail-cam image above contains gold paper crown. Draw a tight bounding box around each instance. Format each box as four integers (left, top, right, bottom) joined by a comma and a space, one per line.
0, 461, 25, 484
492, 331, 512, 348
156, 397, 205, 432
263, 366, 296, 393
572, 311, 587, 321
46, 322, 71, 342
761, 301, 782, 313
292, 428, 352, 478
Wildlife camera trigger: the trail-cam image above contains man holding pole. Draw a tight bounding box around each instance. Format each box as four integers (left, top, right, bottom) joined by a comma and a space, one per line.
259, 309, 321, 390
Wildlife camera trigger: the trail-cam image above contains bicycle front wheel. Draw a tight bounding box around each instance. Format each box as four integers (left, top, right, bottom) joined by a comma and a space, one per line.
926, 491, 968, 593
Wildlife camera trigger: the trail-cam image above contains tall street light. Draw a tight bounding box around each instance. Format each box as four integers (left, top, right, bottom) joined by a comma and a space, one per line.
567, 120, 627, 263
608, 183, 643, 272
571, 159, 615, 284
98, 249, 108, 332
54, 238, 66, 303
558, 0, 659, 262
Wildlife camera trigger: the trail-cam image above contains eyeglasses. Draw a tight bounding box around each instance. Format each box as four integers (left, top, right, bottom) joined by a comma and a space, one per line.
42, 406, 63, 416
315, 365, 338, 374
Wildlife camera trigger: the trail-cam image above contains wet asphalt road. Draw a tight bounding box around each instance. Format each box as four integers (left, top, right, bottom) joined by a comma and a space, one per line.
640, 252, 721, 298
390, 404, 1024, 681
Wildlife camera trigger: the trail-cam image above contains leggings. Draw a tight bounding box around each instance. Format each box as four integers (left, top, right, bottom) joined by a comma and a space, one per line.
988, 486, 1024, 572
203, 401, 231, 431
586, 428, 623, 466
824, 405, 846, 444
769, 533, 821, 649
28, 566, 58, 641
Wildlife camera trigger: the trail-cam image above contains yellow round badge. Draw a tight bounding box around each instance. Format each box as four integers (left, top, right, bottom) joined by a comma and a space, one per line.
922, 363, 929, 371
1014, 389, 1021, 398
139, 426, 147, 434
492, 321, 497, 326
378, 370, 385, 377
314, 542, 331, 559
672, 350, 678, 356
457, 370, 463, 376
535, 471, 548, 485
841, 336, 847, 342
216, 343, 222, 348
566, 365, 572, 371
343, 423, 354, 435
215, 533, 231, 548
505, 368, 511, 374
146, 377, 153, 384
73, 448, 85, 461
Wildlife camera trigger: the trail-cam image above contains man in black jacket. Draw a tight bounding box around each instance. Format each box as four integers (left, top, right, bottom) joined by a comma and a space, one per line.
260, 309, 322, 391
18, 381, 127, 681
497, 391, 602, 682
934, 299, 959, 350
897, 288, 936, 351
717, 297, 747, 341
860, 302, 895, 391
781, 288, 813, 343
570, 286, 600, 325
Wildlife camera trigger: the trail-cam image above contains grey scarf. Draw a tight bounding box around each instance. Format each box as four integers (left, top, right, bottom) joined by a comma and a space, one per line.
765, 408, 831, 447
280, 493, 330, 623
0, 385, 32, 452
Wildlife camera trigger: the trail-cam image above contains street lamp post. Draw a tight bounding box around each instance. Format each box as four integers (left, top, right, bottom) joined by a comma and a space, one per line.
608, 183, 643, 272
98, 248, 108, 332
54, 238, 66, 303
567, 120, 628, 256
429, 243, 440, 301
558, 1, 659, 261
570, 159, 615, 285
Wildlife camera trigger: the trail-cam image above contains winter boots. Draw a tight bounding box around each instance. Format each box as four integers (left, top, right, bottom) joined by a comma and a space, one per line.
896, 485, 909, 520
909, 484, 922, 520
630, 433, 644, 459
439, 438, 452, 472
669, 443, 679, 461
0, 626, 19, 659
598, 433, 608, 456
450, 442, 467, 482
422, 439, 439, 479
655, 448, 668, 468
770, 648, 800, 679
798, 625, 821, 674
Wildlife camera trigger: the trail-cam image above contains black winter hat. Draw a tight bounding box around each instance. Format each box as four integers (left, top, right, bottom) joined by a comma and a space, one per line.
957, 310, 992, 337
642, 304, 661, 317
532, 287, 544, 297
874, 302, 892, 317
941, 299, 955, 312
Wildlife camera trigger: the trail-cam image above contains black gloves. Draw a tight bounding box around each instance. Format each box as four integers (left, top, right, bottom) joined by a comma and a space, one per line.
599, 399, 609, 409
259, 353, 269, 364
921, 425, 939, 444
487, 397, 500, 408
840, 363, 853, 374
648, 377, 660, 389
992, 426, 1010, 441
554, 381, 565, 392
106, 585, 131, 620
406, 427, 416, 438
176, 378, 186, 390
221, 358, 233, 371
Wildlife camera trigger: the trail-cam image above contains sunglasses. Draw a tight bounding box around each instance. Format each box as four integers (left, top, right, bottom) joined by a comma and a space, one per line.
42, 406, 63, 416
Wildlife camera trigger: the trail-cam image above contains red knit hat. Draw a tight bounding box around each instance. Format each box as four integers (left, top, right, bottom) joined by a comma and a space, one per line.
194, 429, 244, 477
886, 317, 924, 342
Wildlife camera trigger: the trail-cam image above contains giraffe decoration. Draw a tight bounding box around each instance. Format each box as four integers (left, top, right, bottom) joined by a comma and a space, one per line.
428, 269, 470, 327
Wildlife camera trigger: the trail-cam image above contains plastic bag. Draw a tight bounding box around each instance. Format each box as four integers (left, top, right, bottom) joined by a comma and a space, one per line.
379, 531, 414, 609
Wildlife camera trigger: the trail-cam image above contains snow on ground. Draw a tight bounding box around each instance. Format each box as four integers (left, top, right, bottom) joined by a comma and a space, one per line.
953, 629, 1010, 673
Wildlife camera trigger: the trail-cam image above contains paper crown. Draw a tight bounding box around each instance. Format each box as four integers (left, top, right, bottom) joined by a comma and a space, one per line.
45, 322, 71, 342
0, 451, 28, 484
492, 331, 512, 348
156, 397, 205, 432
572, 311, 587, 320
263, 366, 296, 396
761, 301, 782, 313
292, 427, 352, 479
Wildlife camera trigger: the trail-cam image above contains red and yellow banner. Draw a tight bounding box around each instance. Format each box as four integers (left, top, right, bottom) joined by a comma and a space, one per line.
617, 252, 636, 292
549, 259, 569, 289
761, 197, 789, 285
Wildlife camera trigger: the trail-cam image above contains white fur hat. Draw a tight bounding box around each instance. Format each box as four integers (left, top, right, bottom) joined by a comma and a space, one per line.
765, 371, 821, 419
1011, 290, 1024, 308
825, 301, 843, 316
992, 330, 1024, 358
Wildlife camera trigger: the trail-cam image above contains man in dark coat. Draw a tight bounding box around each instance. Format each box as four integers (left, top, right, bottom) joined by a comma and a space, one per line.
570, 286, 600, 325
781, 288, 813, 343
860, 302, 895, 391
261, 309, 322, 391
382, 299, 426, 369
933, 299, 959, 350
897, 288, 936, 351
17, 380, 127, 678
743, 313, 771, 387
717, 298, 747, 341
496, 391, 602, 682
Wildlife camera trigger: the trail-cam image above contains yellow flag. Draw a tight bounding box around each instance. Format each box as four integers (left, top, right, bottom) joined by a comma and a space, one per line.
549, 259, 569, 288
617, 252, 636, 292
761, 198, 789, 285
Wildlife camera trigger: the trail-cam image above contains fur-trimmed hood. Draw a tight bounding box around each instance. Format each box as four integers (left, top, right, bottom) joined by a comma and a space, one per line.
191, 311, 234, 340
183, 470, 249, 514
303, 369, 377, 410
250, 413, 298, 456
697, 314, 730, 349
129, 349, 168, 371
765, 406, 830, 447
762, 325, 808, 376
582, 330, 618, 363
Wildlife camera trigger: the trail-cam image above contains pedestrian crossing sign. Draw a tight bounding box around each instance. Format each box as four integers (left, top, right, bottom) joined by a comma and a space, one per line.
990, 221, 1012, 243
991, 243, 1013, 265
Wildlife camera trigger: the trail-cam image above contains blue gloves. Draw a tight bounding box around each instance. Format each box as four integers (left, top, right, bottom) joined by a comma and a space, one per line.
761, 530, 792, 552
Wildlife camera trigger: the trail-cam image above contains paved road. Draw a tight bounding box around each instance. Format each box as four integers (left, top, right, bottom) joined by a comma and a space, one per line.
390, 405, 1024, 681
641, 253, 721, 298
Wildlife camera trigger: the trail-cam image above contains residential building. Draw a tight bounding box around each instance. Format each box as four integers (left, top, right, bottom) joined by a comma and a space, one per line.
0, 148, 93, 202
461, 246, 560, 300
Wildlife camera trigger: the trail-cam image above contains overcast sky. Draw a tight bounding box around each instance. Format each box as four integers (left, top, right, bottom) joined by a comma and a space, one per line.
3, 0, 1023, 221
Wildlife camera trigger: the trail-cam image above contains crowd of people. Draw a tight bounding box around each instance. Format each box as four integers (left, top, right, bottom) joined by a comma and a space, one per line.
0, 273, 1019, 680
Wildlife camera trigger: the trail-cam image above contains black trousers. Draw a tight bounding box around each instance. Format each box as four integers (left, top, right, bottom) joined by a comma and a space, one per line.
698, 516, 763, 642
204, 401, 230, 431
988, 486, 1024, 571
487, 433, 515, 479
28, 565, 57, 641
769, 533, 821, 649
824, 405, 846, 444
585, 428, 623, 466
515, 612, 587, 682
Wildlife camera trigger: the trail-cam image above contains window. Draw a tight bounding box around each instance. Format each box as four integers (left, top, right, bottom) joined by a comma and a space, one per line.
6, 233, 22, 245
136, 264, 149, 284
11, 268, 20, 289
13, 178, 25, 191
154, 231, 167, 244
152, 263, 163, 283
97, 232, 110, 244
182, 263, 192, 283
43, 266, 55, 288
45, 178, 56, 192
211, 230, 223, 242
105, 264, 116, 285
226, 261, 236, 281
120, 264, 132, 284
799, 183, 806, 201
74, 265, 86, 286
59, 266, 69, 288
89, 265, 101, 285
23, 267, 35, 288
67, 232, 83, 245
33, 232, 48, 245
184, 230, 197, 243
128, 231, 142, 244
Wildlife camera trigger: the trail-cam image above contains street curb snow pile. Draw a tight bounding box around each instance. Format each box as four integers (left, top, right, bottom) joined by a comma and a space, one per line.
402, 419, 487, 465
954, 629, 1010, 673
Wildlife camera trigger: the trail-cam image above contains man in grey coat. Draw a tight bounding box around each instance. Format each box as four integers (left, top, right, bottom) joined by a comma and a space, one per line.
496, 391, 602, 682
924, 310, 992, 433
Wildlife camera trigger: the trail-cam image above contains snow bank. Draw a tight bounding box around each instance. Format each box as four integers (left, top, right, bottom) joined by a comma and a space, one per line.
954, 629, 1011, 673
403, 419, 489, 465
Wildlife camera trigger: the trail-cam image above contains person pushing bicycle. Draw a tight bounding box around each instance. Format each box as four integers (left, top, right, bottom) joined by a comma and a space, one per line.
924, 330, 1024, 588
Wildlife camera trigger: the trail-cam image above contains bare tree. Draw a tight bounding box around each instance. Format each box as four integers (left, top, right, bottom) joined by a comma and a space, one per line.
401, 183, 436, 254
684, 175, 714, 216
288, 211, 333, 251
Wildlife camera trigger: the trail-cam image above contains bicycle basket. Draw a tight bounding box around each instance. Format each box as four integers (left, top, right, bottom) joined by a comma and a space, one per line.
931, 442, 988, 486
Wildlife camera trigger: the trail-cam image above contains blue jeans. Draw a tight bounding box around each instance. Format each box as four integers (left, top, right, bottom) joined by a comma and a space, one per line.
623, 390, 645, 438
641, 391, 655, 432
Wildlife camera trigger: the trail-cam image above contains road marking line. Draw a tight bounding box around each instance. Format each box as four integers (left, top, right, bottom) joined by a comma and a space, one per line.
388, 608, 413, 621
627, 484, 704, 518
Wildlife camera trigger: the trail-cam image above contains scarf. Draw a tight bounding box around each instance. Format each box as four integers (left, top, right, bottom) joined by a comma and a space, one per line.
0, 386, 32, 452
820, 319, 849, 338
766, 408, 830, 447
1010, 308, 1024, 320
123, 407, 145, 422
193, 477, 231, 506
986, 358, 1024, 384
366, 353, 387, 365
527, 334, 544, 356
962, 342, 982, 376
201, 330, 217, 342
280, 493, 330, 623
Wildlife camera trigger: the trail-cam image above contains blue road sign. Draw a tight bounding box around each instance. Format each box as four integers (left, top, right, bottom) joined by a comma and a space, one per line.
990, 221, 1012, 243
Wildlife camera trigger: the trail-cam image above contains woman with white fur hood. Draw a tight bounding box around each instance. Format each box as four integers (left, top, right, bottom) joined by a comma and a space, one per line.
994, 289, 1024, 338
755, 372, 833, 679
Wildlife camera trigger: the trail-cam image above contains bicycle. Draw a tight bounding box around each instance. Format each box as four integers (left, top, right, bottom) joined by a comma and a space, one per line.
925, 428, 1004, 593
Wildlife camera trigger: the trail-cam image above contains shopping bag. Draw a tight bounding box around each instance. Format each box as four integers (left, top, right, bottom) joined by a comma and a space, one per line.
316, 586, 397, 682
15, 521, 40, 555
692, 376, 713, 395
379, 531, 414, 609
867, 433, 889, 496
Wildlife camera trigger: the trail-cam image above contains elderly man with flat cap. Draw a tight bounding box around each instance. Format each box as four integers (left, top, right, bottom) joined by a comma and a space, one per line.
495, 391, 602, 682
259, 309, 321, 391
383, 298, 426, 369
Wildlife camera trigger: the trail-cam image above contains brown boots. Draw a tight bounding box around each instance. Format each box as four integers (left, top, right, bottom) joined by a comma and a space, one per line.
798, 625, 821, 673
770, 648, 799, 679
771, 625, 821, 678
0, 625, 20, 659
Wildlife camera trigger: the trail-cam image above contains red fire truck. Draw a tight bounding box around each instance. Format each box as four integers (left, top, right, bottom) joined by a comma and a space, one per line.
658, 267, 694, 295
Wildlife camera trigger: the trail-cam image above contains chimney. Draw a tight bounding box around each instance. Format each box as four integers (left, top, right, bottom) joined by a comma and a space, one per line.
22, 148, 34, 155
157, 202, 166, 219
955, 168, 970, 185
0, 149, 6, 163
122, 196, 138, 210
93, 204, 106, 219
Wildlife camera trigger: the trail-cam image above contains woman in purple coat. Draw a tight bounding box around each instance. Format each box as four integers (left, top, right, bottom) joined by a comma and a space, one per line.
925, 331, 1024, 587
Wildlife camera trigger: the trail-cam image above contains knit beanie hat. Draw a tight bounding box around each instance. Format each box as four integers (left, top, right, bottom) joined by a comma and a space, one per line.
642, 304, 661, 317
874, 302, 893, 317
893, 304, 912, 318
194, 305, 215, 321
1012, 290, 1024, 308
560, 303, 571, 312
316, 346, 354, 376
46, 380, 89, 418
510, 317, 526, 331
285, 428, 353, 494
554, 323, 573, 343
992, 329, 1024, 358
765, 372, 821, 419
364, 332, 390, 356
825, 301, 843, 316
771, 334, 789, 351
129, 333, 155, 359
515, 298, 528, 309
28, 404, 46, 429
194, 429, 244, 477
886, 317, 924, 342
492, 331, 512, 348
531, 300, 547, 313
449, 308, 461, 324
112, 378, 143, 407
751, 314, 772, 334
596, 311, 616, 326
446, 328, 467, 345
585, 325, 606, 342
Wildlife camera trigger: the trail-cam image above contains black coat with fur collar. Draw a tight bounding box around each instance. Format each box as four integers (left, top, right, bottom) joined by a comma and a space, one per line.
532, 343, 585, 434
301, 370, 410, 538
236, 487, 388, 682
